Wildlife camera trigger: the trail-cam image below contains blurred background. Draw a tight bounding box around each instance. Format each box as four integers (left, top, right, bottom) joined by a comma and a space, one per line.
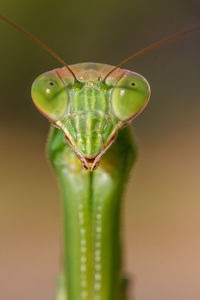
0, 0, 200, 299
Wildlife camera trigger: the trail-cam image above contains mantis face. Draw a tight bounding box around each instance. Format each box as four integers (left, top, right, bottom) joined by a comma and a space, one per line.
31, 62, 150, 170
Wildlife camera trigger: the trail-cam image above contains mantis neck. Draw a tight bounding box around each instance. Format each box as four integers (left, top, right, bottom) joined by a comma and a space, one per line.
48, 126, 136, 300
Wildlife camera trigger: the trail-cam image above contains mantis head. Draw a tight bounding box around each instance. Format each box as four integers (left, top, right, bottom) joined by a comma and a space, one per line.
31, 63, 150, 170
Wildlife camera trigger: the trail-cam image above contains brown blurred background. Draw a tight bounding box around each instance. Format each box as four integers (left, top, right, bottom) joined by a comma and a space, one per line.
0, 0, 200, 299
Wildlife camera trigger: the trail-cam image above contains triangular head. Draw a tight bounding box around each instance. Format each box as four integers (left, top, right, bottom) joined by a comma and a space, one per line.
31, 62, 150, 170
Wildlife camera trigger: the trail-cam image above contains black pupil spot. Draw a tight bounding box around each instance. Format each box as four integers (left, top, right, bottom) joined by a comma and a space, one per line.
49, 82, 54, 86
131, 82, 135, 86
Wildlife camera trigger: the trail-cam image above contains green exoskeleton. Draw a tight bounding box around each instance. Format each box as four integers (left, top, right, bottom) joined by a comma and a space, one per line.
33, 63, 149, 300
1, 14, 200, 300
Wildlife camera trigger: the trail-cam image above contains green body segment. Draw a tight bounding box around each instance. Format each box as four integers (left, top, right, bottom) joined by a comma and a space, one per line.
31, 62, 150, 299
48, 126, 136, 300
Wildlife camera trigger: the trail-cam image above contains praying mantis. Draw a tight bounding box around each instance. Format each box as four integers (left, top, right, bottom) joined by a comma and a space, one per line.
1, 13, 200, 300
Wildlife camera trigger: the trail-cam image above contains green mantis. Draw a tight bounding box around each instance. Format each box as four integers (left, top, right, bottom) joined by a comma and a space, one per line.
1, 14, 200, 300
38, 62, 149, 299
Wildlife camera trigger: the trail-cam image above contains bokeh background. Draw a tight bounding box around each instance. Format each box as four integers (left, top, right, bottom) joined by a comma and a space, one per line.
0, 0, 200, 299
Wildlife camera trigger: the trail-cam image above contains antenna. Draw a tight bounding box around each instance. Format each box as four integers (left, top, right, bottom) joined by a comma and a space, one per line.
0, 14, 78, 82
103, 24, 200, 82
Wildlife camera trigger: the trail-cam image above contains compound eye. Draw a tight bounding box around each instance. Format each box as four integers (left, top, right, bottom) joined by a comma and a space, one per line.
31, 72, 69, 121
111, 73, 150, 121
